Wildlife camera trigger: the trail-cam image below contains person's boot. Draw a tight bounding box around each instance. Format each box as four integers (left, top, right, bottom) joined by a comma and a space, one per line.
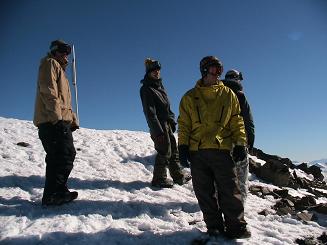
42, 191, 78, 206
225, 226, 251, 239
173, 173, 192, 185
151, 178, 174, 188
207, 223, 225, 237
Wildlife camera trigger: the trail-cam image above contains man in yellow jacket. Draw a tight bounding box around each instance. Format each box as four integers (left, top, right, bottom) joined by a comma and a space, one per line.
34, 40, 79, 206
178, 56, 250, 239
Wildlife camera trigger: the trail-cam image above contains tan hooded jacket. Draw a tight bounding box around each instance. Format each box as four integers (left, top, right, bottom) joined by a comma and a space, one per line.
33, 53, 78, 127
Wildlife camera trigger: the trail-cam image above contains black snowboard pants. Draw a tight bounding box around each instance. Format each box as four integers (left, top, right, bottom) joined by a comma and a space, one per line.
151, 122, 184, 183
38, 121, 76, 198
190, 149, 247, 232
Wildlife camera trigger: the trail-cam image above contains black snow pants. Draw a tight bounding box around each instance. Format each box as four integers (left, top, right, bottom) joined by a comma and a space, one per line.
38, 121, 76, 198
151, 123, 184, 183
190, 149, 247, 232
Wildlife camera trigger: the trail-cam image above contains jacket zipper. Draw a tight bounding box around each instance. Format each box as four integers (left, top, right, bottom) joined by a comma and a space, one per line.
219, 106, 225, 122
196, 106, 202, 123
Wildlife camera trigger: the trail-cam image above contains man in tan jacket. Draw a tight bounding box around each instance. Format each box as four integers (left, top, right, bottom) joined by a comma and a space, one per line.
34, 39, 79, 206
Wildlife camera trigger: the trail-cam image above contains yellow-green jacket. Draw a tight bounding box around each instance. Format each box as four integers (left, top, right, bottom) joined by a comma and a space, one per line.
34, 53, 78, 127
178, 80, 247, 151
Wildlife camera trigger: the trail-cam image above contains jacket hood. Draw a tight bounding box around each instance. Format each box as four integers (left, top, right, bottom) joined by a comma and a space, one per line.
223, 79, 243, 92
195, 79, 224, 88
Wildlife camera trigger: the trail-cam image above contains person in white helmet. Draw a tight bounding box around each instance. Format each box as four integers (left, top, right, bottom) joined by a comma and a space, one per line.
224, 69, 255, 204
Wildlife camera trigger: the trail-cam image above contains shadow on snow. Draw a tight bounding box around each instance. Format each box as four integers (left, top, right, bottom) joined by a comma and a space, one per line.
0, 228, 238, 245
0, 174, 200, 220
0, 196, 199, 220
0, 175, 150, 192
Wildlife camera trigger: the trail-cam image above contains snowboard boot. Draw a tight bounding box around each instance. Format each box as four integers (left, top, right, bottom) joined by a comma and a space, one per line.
225, 226, 251, 239
151, 178, 174, 188
207, 224, 225, 237
173, 173, 192, 185
42, 191, 78, 206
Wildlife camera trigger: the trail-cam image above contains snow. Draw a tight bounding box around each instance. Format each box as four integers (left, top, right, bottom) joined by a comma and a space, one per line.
0, 117, 326, 244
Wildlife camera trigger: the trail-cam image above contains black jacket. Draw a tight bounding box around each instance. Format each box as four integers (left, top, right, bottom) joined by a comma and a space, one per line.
140, 76, 175, 137
223, 80, 255, 149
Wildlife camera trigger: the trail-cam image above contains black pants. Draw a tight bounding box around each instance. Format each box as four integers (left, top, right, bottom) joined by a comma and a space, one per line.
190, 149, 246, 231
38, 122, 76, 197
151, 123, 184, 183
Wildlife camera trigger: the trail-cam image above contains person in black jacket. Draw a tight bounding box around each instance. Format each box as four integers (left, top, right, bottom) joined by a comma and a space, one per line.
223, 70, 255, 150
223, 69, 255, 203
140, 58, 191, 188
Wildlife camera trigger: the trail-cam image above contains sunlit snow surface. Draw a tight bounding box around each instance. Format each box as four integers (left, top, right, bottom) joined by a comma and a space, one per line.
0, 117, 326, 244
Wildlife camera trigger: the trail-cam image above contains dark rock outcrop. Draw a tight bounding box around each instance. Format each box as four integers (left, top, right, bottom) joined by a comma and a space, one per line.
16, 142, 30, 147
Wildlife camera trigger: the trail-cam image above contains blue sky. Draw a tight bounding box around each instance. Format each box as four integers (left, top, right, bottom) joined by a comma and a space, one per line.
1, 0, 326, 161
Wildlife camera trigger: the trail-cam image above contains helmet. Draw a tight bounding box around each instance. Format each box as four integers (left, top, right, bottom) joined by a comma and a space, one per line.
225, 69, 243, 81
50, 40, 71, 55
200, 56, 223, 77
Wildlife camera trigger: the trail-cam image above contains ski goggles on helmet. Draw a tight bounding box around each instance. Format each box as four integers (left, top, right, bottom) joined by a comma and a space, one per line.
226, 72, 243, 81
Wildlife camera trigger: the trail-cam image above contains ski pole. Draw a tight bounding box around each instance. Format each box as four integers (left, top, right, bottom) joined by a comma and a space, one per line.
72, 44, 80, 124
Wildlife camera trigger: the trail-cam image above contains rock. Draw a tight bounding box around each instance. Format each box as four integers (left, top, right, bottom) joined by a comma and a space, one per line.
251, 148, 294, 168
17, 142, 30, 147
295, 163, 324, 181
295, 237, 318, 245
274, 199, 294, 215
276, 206, 293, 216
311, 203, 327, 214
317, 232, 327, 244
188, 219, 202, 225
296, 177, 310, 189
261, 187, 271, 195
288, 177, 300, 189
259, 159, 290, 186
249, 157, 261, 175
308, 165, 324, 181
273, 189, 289, 198
296, 163, 309, 172
294, 196, 316, 210
258, 209, 271, 216
296, 211, 316, 222
284, 198, 295, 207
307, 187, 327, 198
280, 157, 295, 169
249, 185, 262, 194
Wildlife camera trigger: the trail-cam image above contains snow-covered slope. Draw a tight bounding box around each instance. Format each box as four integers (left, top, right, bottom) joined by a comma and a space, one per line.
0, 117, 326, 244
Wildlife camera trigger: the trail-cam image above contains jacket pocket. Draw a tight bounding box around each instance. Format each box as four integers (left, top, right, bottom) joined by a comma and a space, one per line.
215, 128, 232, 146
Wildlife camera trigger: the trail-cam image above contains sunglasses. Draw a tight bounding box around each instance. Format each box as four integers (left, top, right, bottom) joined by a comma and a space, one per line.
57, 44, 71, 55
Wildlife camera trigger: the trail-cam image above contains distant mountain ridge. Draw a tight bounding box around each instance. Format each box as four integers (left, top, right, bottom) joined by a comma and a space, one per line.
310, 159, 327, 165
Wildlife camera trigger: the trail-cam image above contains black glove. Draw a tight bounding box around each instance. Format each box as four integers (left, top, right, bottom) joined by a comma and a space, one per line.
71, 125, 79, 132
232, 145, 247, 162
178, 144, 190, 168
